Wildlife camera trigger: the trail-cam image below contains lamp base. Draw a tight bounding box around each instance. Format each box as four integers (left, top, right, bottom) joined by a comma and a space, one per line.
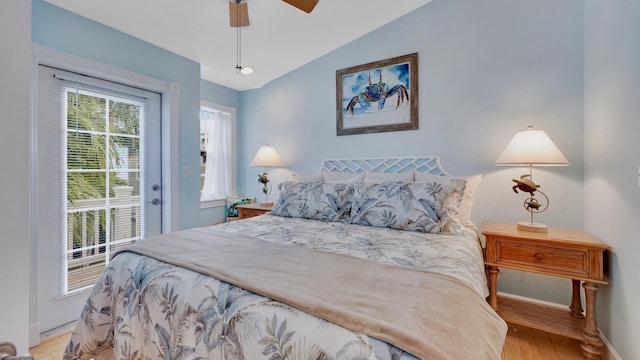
517, 221, 548, 233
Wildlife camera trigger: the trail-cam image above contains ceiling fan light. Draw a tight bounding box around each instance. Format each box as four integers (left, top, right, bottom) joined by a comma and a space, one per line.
240, 66, 254, 75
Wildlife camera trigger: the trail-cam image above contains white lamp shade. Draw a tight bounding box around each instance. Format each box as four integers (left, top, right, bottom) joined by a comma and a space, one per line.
495, 126, 569, 166
249, 144, 284, 167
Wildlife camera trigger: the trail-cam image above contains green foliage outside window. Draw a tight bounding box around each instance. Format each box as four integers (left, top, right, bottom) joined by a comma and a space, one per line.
65, 90, 142, 255
66, 91, 140, 203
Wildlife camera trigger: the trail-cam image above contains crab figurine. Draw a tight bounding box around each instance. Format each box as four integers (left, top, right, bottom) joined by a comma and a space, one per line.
345, 72, 409, 115
512, 174, 540, 195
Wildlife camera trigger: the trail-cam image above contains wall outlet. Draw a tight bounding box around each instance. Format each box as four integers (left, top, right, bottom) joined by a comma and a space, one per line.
183, 166, 190, 178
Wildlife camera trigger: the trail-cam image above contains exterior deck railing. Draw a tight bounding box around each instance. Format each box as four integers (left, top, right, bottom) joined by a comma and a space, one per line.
65, 186, 140, 291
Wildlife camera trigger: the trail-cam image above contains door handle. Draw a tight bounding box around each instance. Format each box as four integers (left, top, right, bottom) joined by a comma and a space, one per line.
0, 342, 34, 360
148, 198, 161, 206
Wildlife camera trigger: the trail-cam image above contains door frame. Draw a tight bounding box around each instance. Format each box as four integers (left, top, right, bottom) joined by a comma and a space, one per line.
29, 44, 180, 345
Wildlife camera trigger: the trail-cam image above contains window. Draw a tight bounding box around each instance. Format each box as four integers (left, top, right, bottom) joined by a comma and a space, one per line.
200, 101, 236, 206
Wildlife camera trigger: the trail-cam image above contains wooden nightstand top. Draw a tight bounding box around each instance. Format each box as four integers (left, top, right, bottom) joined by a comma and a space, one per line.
236, 202, 273, 219
482, 222, 611, 251
237, 202, 274, 211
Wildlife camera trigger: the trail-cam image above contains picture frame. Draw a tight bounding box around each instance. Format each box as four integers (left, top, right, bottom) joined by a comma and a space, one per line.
336, 52, 418, 136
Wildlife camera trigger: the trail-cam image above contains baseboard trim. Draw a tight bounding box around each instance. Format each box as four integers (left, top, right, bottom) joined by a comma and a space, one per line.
498, 292, 621, 360
28, 323, 39, 348
599, 331, 623, 360
39, 321, 76, 344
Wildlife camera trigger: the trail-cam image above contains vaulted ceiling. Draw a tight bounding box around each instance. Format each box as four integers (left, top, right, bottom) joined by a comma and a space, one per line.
44, 0, 433, 91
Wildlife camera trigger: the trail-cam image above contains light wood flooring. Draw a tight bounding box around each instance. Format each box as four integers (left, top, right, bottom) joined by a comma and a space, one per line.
30, 322, 585, 359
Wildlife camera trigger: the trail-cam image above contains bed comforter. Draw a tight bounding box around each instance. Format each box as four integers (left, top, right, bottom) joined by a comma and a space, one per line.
64, 215, 506, 360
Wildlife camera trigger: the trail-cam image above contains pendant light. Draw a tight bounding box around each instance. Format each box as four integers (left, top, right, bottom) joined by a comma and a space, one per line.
234, 0, 253, 75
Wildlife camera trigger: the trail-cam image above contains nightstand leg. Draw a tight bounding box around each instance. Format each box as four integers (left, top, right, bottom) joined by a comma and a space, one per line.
570, 279, 585, 318
581, 282, 604, 359
487, 266, 499, 310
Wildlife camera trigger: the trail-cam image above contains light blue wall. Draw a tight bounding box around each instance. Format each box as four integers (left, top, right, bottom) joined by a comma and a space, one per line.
201, 79, 240, 109
584, 1, 640, 358
239, 0, 584, 304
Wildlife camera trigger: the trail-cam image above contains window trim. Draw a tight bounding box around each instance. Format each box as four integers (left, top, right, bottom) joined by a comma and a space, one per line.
200, 198, 226, 209
199, 100, 237, 209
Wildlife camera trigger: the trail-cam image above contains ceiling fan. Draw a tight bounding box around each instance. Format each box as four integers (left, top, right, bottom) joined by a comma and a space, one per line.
229, 0, 319, 27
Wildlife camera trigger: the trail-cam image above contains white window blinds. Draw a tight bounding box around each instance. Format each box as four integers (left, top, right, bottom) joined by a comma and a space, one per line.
50, 70, 152, 293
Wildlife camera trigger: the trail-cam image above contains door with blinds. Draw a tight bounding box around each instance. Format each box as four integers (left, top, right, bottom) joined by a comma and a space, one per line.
36, 65, 163, 333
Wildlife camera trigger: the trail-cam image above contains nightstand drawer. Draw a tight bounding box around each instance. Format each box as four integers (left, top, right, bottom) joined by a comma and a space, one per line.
497, 241, 588, 276
236, 202, 273, 219
239, 208, 265, 218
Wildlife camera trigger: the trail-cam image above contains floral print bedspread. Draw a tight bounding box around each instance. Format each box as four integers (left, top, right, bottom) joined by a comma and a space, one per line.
65, 215, 488, 360
217, 215, 488, 298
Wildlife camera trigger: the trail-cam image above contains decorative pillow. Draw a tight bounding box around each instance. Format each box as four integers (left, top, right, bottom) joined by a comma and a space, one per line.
364, 171, 414, 183
271, 180, 355, 222
322, 170, 365, 182
351, 179, 466, 234
323, 181, 357, 221
414, 172, 481, 223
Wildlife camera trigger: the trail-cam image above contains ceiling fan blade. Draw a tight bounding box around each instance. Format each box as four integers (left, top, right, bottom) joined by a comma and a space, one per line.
229, 0, 249, 27
282, 0, 318, 13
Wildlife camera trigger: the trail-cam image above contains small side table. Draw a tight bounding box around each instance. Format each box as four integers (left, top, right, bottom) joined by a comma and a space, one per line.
236, 202, 273, 219
482, 222, 611, 359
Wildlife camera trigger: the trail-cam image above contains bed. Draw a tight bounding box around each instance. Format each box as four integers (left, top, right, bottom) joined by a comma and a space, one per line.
64, 156, 507, 360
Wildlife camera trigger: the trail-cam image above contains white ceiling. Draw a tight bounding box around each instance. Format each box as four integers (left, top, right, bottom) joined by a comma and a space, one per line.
44, 0, 432, 91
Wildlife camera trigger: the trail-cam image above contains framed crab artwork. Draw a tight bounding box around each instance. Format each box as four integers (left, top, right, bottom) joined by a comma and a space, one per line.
336, 52, 418, 135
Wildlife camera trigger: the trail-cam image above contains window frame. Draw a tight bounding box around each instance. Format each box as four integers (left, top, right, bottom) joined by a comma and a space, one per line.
60, 83, 153, 294
199, 100, 237, 209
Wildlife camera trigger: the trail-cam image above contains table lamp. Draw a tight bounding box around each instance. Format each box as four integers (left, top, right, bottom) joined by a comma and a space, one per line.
249, 144, 284, 202
495, 125, 569, 233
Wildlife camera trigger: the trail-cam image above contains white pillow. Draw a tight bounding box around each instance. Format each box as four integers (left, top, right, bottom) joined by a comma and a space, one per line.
458, 174, 481, 222
292, 173, 323, 182
364, 171, 414, 183
322, 170, 365, 182
414, 172, 482, 223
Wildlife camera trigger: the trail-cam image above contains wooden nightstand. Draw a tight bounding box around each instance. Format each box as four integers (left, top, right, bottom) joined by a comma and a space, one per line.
236, 202, 273, 219
482, 222, 611, 360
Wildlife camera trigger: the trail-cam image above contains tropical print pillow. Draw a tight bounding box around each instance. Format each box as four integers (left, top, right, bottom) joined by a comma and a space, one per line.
351, 179, 467, 234
271, 180, 355, 222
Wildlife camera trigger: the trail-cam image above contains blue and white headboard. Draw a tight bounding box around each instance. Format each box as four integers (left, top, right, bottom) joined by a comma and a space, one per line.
320, 156, 453, 177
